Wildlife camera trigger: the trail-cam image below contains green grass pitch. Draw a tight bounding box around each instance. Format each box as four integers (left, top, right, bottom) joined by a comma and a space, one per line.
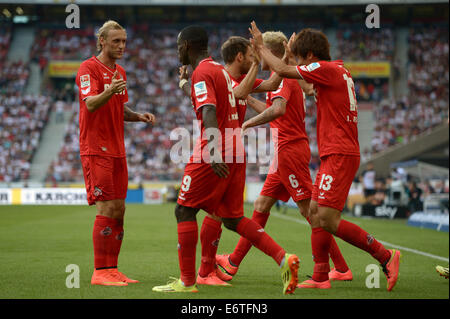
0, 203, 448, 299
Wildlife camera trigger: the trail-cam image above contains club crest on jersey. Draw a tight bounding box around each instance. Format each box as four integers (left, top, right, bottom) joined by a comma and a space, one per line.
93, 186, 103, 197
194, 81, 208, 97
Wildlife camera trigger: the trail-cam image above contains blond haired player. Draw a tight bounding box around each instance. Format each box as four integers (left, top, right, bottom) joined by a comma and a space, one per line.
76, 20, 155, 286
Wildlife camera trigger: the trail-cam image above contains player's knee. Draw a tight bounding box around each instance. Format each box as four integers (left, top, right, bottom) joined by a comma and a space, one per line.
317, 212, 339, 234
222, 217, 241, 232
117, 202, 126, 214
297, 199, 311, 219
318, 218, 333, 232
175, 204, 197, 223
254, 196, 274, 213
309, 204, 318, 217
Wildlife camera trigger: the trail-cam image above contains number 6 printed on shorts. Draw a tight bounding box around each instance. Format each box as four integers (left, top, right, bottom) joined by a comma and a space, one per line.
289, 174, 299, 189
319, 174, 333, 191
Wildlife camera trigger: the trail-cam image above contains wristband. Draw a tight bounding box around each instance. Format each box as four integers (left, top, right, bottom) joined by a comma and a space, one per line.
179, 79, 188, 89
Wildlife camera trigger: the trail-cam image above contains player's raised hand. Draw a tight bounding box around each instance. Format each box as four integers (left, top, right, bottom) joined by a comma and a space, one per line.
249, 21, 263, 49
138, 112, 156, 124
110, 70, 127, 94
251, 41, 261, 64
179, 65, 189, 81
282, 32, 296, 65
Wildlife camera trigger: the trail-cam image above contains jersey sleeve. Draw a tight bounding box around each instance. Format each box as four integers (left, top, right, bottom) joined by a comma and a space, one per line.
252, 78, 264, 90
191, 68, 217, 111
295, 62, 332, 86
76, 63, 101, 101
270, 79, 291, 102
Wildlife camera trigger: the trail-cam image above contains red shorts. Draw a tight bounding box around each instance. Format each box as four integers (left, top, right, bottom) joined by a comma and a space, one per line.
81, 155, 128, 205
177, 162, 245, 218
312, 154, 360, 211
260, 140, 312, 202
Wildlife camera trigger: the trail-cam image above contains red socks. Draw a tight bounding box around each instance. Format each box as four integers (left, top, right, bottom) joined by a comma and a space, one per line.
198, 216, 222, 277
335, 219, 391, 265
230, 210, 270, 266
329, 238, 349, 273
92, 215, 124, 269
235, 216, 285, 266
110, 218, 124, 268
306, 217, 349, 273
311, 227, 332, 282
177, 221, 198, 286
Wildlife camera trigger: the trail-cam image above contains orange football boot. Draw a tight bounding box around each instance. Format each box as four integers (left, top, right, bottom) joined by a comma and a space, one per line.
110, 269, 140, 283
91, 269, 128, 286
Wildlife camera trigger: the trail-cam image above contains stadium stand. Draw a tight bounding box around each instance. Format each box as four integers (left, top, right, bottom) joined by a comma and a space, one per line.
370, 26, 449, 155
0, 94, 51, 182
0, 16, 447, 187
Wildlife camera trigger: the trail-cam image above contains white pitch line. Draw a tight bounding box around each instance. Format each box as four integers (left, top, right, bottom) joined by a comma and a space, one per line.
271, 212, 449, 263
377, 240, 449, 262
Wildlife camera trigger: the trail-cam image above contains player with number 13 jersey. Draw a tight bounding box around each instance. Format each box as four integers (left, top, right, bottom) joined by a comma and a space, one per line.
295, 59, 360, 211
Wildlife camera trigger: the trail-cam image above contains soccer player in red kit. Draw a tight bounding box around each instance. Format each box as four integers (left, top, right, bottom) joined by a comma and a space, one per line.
250, 22, 401, 291
76, 20, 155, 286
179, 36, 286, 285
153, 26, 299, 294
216, 31, 351, 283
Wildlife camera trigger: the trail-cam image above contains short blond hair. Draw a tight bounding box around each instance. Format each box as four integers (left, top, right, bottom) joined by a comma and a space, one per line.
96, 20, 126, 52
262, 31, 288, 58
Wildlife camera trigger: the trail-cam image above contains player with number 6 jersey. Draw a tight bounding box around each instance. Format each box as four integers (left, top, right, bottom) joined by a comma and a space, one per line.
250, 22, 401, 291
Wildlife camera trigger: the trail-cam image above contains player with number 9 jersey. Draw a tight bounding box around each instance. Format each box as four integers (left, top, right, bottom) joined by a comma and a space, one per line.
178, 57, 245, 217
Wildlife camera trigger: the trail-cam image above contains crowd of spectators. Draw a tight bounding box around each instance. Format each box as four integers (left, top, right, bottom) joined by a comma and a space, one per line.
370, 27, 449, 155
0, 26, 47, 183
335, 27, 395, 61
0, 60, 30, 95
0, 94, 51, 182
0, 26, 11, 68
30, 27, 97, 73
1, 23, 447, 184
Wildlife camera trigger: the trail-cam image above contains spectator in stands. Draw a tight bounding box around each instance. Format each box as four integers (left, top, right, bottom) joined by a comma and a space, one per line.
433, 180, 447, 194
360, 162, 376, 202
406, 181, 424, 213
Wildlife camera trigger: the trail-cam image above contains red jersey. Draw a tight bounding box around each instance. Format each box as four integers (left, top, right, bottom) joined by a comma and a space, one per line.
190, 57, 243, 162
296, 60, 359, 158
230, 74, 263, 127
76, 56, 128, 157
266, 75, 308, 151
